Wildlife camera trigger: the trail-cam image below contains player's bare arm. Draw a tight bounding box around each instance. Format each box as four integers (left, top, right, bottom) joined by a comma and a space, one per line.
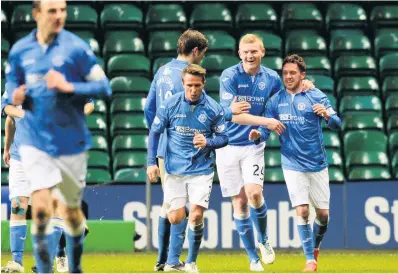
12, 85, 26, 106
248, 129, 262, 141
4, 105, 25, 118
232, 114, 285, 135
230, 96, 251, 114
84, 102, 95, 116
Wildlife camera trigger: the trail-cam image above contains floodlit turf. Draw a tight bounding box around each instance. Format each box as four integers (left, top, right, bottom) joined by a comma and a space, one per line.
1, 250, 397, 273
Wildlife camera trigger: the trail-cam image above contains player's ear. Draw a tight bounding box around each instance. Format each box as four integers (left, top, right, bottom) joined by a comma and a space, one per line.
301, 71, 306, 80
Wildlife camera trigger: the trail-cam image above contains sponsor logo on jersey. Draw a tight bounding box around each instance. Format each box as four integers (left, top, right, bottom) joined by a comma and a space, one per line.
279, 113, 305, 123
22, 58, 35, 67
175, 114, 186, 118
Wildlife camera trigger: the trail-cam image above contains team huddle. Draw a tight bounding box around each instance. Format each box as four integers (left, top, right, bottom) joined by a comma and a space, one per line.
1, 0, 341, 273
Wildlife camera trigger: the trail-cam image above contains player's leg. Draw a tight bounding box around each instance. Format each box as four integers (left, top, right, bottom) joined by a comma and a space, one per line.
309, 168, 331, 262
51, 197, 69, 273
184, 173, 213, 273
19, 146, 59, 273
242, 143, 274, 265
155, 157, 171, 271
163, 174, 188, 272
1, 159, 30, 273
54, 152, 88, 273
283, 169, 317, 272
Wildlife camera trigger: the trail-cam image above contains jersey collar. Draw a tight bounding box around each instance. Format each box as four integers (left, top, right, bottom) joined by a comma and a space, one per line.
183, 91, 206, 106
30, 28, 64, 46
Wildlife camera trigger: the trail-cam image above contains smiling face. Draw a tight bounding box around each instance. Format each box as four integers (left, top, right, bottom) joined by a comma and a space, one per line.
282, 63, 306, 93
238, 35, 265, 76
33, 0, 67, 37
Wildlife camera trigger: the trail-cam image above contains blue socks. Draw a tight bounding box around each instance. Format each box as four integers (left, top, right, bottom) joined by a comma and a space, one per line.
297, 216, 315, 262
234, 213, 259, 262
250, 200, 268, 244
166, 217, 188, 265
31, 221, 54, 273
313, 218, 329, 249
157, 207, 171, 264
10, 220, 27, 266
186, 223, 204, 264
64, 222, 86, 273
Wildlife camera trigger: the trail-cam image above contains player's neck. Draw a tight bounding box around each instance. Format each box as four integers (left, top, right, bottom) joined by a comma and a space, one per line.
243, 65, 260, 76
36, 29, 56, 45
177, 54, 193, 64
286, 87, 302, 95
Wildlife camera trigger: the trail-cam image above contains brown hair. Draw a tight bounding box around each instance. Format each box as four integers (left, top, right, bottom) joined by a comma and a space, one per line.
32, 0, 41, 10
177, 29, 208, 56
282, 54, 306, 72
182, 64, 206, 82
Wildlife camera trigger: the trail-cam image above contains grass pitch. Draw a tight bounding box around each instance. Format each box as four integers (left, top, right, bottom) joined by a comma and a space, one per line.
1, 250, 397, 273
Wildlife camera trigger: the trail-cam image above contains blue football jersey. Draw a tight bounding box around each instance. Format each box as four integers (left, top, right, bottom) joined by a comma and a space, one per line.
219, 63, 283, 146
5, 29, 111, 156
258, 88, 341, 172
151, 92, 228, 175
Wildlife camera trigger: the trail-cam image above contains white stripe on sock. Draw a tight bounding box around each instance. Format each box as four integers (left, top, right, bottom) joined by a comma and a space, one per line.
10, 220, 27, 227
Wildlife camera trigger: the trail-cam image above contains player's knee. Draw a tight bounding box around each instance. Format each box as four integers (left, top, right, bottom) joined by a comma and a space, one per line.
64, 208, 84, 228
168, 214, 182, 225
189, 211, 203, 225
35, 208, 50, 223
316, 212, 329, 225
247, 191, 262, 205
232, 197, 249, 213
296, 206, 310, 218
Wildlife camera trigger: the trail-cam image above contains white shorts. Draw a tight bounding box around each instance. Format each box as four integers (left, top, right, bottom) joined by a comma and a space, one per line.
283, 168, 330, 209
9, 158, 31, 200
216, 143, 265, 197
163, 172, 214, 212
19, 145, 88, 208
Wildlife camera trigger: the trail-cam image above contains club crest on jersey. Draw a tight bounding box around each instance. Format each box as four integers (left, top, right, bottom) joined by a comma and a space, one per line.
198, 113, 207, 123
52, 55, 64, 67
258, 82, 266, 90
298, 103, 306, 111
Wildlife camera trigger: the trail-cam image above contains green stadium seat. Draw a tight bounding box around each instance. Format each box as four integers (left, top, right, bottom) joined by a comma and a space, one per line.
323, 132, 341, 150
392, 152, 398, 177
387, 115, 398, 133
379, 53, 398, 81
305, 75, 334, 95
261, 56, 282, 74
110, 98, 146, 114
326, 94, 337, 111
334, 56, 377, 80
114, 168, 147, 183
389, 132, 398, 155
201, 54, 240, 77
329, 28, 365, 40
145, 4, 187, 31
344, 131, 387, 156
103, 36, 145, 60
81, 37, 100, 56
386, 95, 398, 116
205, 76, 220, 94
336, 77, 380, 97
110, 114, 147, 136
1, 170, 8, 185
264, 150, 281, 167
66, 5, 97, 31
72, 30, 95, 40
203, 31, 236, 55
104, 31, 140, 41
305, 56, 331, 76
96, 57, 105, 71
86, 169, 111, 185
148, 31, 181, 58
326, 3, 367, 31
371, 6, 398, 34
90, 135, 108, 152
11, 5, 35, 31
100, 4, 143, 30
2, 38, 9, 57
2, 9, 8, 32
208, 93, 220, 102
112, 135, 147, 156
382, 76, 398, 99
110, 76, 151, 97
329, 34, 371, 61
281, 3, 323, 31
339, 96, 382, 115
152, 57, 173, 77
92, 99, 107, 116
285, 31, 327, 56
88, 151, 110, 170
240, 31, 281, 57
326, 150, 343, 168
342, 114, 384, 132
348, 167, 391, 180
190, 3, 233, 30
85, 114, 107, 136
266, 133, 280, 148
346, 151, 389, 170
264, 167, 284, 183
375, 33, 398, 59
1, 78, 5, 95
235, 4, 278, 32
328, 167, 345, 183
107, 54, 150, 78
113, 152, 146, 172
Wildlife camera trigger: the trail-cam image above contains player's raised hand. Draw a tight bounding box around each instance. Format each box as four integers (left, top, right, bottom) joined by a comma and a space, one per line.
193, 132, 207, 149
301, 79, 315, 91
249, 129, 261, 141
147, 165, 160, 183
265, 118, 286, 136
45, 69, 74, 93
12, 85, 26, 105
3, 149, 10, 167
312, 103, 330, 119
230, 96, 251, 114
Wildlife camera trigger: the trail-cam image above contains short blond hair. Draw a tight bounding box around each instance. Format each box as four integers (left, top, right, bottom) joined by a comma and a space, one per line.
239, 34, 264, 50
182, 64, 206, 82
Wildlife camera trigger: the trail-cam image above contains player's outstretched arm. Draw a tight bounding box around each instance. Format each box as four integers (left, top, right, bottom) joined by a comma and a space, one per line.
147, 129, 161, 183
1, 89, 25, 118
3, 116, 16, 167
314, 95, 342, 131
